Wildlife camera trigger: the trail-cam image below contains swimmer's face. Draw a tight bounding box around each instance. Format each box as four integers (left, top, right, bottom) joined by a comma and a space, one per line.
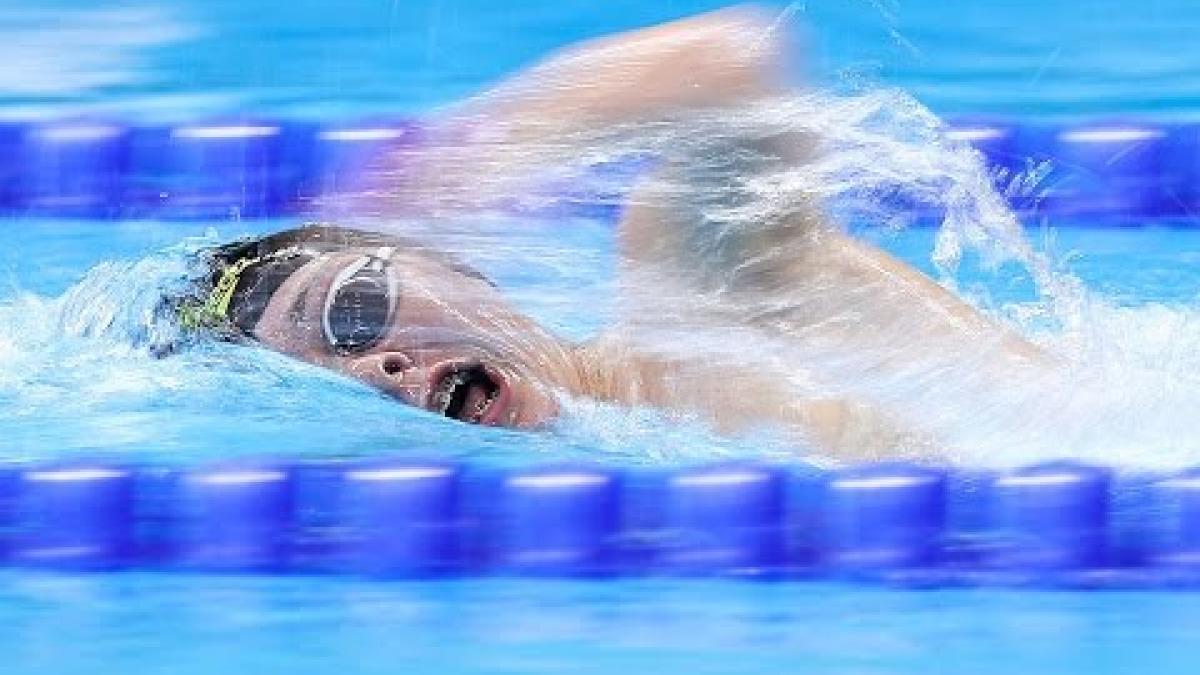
250, 248, 572, 428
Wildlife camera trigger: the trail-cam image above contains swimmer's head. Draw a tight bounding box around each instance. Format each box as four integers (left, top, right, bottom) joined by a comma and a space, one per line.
181, 224, 574, 428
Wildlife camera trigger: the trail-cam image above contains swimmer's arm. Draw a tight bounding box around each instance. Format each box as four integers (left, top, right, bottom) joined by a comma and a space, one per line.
369, 7, 793, 214
616, 154, 1049, 372
801, 227, 1051, 365
450, 6, 790, 138
620, 173, 1049, 368
580, 332, 936, 459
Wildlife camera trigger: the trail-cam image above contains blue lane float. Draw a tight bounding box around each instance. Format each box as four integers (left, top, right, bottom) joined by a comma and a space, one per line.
153, 119, 293, 220
310, 119, 418, 200
823, 463, 946, 574
988, 462, 1111, 572
177, 460, 296, 572
341, 460, 461, 576
942, 117, 1024, 177
1042, 122, 1175, 217
499, 465, 621, 576
660, 463, 786, 576
14, 462, 134, 570
1149, 469, 1200, 571
0, 115, 1198, 221
944, 117, 1193, 220
21, 120, 129, 218
1, 457, 1199, 587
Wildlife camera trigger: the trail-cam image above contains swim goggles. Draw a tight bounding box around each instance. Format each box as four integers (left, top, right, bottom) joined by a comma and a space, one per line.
179, 245, 402, 355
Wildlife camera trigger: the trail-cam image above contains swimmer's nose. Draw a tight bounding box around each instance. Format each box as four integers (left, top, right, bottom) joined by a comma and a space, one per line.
348, 352, 423, 406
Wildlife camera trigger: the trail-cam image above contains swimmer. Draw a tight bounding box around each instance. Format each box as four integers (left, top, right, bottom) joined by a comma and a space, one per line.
176, 7, 1052, 458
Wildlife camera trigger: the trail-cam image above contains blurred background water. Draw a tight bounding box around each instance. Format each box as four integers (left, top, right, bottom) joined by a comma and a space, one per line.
4, 0, 1200, 119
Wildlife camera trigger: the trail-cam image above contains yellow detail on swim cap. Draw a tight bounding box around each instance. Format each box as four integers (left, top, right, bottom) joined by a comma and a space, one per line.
178, 254, 261, 330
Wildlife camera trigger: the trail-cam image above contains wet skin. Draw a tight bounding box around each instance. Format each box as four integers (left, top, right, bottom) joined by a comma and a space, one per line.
250, 248, 580, 429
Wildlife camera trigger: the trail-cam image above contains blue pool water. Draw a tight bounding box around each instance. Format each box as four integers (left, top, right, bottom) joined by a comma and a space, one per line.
5, 0, 1200, 673
3, 574, 1198, 675
7, 0, 1200, 118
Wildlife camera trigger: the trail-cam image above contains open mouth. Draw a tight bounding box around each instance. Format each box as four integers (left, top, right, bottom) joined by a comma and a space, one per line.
428, 363, 507, 425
